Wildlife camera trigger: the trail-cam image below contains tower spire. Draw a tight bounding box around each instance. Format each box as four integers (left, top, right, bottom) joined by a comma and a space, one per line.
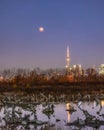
66, 45, 70, 69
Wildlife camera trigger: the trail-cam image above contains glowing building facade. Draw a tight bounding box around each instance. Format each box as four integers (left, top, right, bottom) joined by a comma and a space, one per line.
72, 64, 82, 76
99, 64, 104, 75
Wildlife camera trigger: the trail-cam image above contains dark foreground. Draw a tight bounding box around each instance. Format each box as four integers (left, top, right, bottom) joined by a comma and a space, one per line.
0, 82, 104, 103
0, 90, 104, 130
0, 82, 104, 129
0, 81, 104, 95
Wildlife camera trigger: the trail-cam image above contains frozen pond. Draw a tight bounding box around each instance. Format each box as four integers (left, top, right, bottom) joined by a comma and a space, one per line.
0, 99, 104, 130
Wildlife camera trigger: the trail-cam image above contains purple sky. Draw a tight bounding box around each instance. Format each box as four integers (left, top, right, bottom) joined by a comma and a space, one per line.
0, 0, 104, 70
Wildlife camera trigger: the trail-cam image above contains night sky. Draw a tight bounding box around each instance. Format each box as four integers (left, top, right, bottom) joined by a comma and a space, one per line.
0, 0, 104, 70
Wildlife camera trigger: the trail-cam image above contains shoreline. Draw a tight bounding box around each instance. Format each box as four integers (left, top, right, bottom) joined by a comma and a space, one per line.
0, 82, 104, 95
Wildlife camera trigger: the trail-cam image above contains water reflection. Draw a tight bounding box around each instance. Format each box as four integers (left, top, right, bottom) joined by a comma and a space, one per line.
101, 100, 104, 107
0, 100, 104, 129
66, 103, 70, 123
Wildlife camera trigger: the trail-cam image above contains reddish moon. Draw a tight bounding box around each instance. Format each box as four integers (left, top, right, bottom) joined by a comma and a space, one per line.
39, 27, 44, 32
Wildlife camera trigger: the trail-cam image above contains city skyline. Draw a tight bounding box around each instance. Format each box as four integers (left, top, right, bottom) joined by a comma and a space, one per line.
0, 0, 104, 70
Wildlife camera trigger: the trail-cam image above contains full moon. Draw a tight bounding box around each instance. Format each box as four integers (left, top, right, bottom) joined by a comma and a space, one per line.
39, 27, 44, 32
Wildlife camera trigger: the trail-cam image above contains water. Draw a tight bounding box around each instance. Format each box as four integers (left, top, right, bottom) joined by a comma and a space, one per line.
0, 99, 104, 130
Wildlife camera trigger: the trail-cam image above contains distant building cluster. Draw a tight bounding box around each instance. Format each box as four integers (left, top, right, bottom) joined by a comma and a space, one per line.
0, 46, 104, 82
65, 45, 104, 78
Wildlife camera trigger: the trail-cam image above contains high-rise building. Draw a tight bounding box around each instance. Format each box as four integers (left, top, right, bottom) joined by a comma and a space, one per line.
99, 64, 104, 75
72, 64, 82, 76
66, 46, 70, 70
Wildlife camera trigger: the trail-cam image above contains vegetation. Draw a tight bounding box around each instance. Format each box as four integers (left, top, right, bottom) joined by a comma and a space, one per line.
0, 68, 104, 93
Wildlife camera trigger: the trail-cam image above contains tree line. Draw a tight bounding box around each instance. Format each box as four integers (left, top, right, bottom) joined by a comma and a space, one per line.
0, 68, 104, 88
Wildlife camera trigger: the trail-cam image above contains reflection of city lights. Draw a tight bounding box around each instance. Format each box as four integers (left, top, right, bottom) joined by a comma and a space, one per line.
66, 103, 70, 123
67, 111, 70, 123
66, 103, 70, 110
101, 100, 104, 106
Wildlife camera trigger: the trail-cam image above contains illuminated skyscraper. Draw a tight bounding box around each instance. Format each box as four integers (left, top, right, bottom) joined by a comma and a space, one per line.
66, 46, 70, 69
99, 64, 104, 75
